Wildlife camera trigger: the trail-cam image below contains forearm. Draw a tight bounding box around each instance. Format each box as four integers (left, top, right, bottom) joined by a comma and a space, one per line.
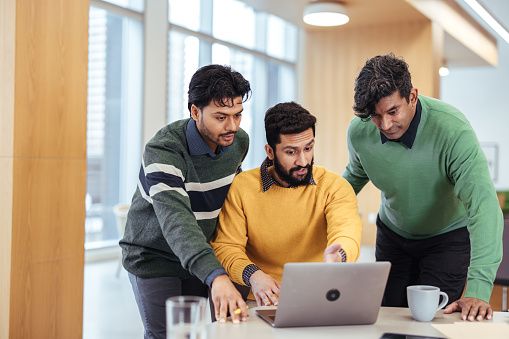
211, 221, 252, 285
330, 237, 361, 262
211, 211, 252, 285
464, 207, 503, 302
211, 182, 254, 285
153, 193, 224, 282
450, 128, 504, 301
325, 178, 363, 262
211, 241, 254, 286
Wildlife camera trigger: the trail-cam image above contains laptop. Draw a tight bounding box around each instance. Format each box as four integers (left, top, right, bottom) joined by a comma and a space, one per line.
255, 262, 391, 328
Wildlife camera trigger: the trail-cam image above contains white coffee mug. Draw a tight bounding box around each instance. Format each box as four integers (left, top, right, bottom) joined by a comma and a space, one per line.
407, 285, 449, 322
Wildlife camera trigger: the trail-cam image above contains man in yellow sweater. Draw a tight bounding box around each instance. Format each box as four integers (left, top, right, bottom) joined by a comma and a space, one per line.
211, 102, 363, 307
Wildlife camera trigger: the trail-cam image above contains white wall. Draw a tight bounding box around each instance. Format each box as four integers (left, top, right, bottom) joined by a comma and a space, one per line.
440, 2, 509, 190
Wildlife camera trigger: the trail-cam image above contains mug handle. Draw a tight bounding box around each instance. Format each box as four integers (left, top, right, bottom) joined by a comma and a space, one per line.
437, 292, 449, 310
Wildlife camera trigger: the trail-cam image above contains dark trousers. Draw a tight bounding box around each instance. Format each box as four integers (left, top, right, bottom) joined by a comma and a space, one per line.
375, 215, 470, 307
128, 273, 208, 339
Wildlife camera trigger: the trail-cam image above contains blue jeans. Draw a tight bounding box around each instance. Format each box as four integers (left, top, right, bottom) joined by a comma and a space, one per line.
128, 273, 208, 339
375, 215, 470, 307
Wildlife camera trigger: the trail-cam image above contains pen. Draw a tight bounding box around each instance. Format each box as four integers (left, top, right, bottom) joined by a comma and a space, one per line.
234, 306, 249, 315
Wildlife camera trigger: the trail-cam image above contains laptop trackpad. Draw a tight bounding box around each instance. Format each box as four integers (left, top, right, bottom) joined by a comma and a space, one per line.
255, 309, 277, 326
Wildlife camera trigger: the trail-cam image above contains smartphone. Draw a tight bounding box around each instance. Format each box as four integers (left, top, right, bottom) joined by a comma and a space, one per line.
380, 333, 447, 339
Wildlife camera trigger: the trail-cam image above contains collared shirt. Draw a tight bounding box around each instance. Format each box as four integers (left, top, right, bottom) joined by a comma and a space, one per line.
186, 119, 230, 157
380, 99, 422, 149
242, 158, 343, 286
260, 157, 316, 193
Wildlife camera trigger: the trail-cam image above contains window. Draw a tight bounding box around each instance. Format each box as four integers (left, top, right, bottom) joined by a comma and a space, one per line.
167, 31, 199, 123
86, 4, 143, 248
101, 0, 144, 11
167, 0, 299, 170
266, 14, 298, 62
212, 0, 256, 49
168, 0, 201, 32
86, 0, 298, 249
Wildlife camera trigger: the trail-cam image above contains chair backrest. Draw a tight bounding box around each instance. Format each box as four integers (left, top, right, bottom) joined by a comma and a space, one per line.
495, 218, 509, 286
113, 204, 130, 238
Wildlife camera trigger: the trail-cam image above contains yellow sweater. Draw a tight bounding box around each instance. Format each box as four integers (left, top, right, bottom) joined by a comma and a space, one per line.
211, 165, 362, 296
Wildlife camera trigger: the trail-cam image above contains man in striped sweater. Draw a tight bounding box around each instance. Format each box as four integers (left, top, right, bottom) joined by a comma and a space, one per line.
120, 65, 251, 338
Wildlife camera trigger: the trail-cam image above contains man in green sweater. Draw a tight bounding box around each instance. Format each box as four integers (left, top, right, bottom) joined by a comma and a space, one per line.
120, 65, 251, 338
342, 53, 503, 321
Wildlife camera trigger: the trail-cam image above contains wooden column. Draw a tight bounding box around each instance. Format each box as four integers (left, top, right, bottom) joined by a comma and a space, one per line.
0, 0, 89, 338
301, 19, 443, 245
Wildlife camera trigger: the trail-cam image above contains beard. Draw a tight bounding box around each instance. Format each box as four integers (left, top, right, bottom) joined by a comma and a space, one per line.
273, 155, 314, 187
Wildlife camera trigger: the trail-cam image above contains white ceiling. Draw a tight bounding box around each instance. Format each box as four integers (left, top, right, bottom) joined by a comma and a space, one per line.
239, 0, 509, 68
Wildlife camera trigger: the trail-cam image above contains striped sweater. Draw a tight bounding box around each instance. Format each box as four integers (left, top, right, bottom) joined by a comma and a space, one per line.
120, 118, 249, 283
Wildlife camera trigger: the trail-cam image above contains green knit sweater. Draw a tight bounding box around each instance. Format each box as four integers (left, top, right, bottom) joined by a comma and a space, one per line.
120, 118, 249, 283
343, 95, 503, 302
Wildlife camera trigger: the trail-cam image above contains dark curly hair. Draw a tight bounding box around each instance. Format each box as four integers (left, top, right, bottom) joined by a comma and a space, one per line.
187, 64, 251, 112
353, 53, 412, 120
265, 102, 317, 150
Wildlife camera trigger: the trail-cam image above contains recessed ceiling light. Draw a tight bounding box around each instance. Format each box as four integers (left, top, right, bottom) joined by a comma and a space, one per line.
303, 2, 349, 27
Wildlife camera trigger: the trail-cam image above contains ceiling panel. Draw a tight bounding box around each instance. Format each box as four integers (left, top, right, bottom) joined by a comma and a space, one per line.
239, 0, 505, 67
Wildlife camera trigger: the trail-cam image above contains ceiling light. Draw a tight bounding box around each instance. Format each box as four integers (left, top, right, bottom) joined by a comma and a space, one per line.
439, 67, 450, 77
303, 2, 349, 27
464, 0, 509, 44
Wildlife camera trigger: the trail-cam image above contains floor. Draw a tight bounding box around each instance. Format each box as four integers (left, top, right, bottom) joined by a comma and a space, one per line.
83, 258, 144, 339
83, 246, 376, 339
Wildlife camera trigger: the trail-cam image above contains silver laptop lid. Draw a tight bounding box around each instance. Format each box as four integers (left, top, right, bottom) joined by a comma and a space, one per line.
269, 262, 391, 327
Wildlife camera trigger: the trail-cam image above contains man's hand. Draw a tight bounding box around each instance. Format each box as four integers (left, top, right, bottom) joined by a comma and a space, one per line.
443, 297, 493, 321
210, 275, 248, 324
249, 270, 281, 307
324, 243, 343, 262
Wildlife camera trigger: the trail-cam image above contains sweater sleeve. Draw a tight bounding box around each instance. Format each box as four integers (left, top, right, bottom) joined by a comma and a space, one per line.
141, 143, 224, 283
323, 176, 363, 262
210, 177, 254, 286
342, 120, 370, 194
447, 126, 503, 302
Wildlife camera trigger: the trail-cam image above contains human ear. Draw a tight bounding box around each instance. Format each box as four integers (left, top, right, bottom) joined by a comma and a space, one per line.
191, 104, 200, 122
265, 144, 275, 160
410, 88, 418, 106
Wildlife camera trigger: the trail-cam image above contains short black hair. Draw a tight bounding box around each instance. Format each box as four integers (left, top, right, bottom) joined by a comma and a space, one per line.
353, 53, 413, 120
187, 64, 251, 112
264, 102, 317, 150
